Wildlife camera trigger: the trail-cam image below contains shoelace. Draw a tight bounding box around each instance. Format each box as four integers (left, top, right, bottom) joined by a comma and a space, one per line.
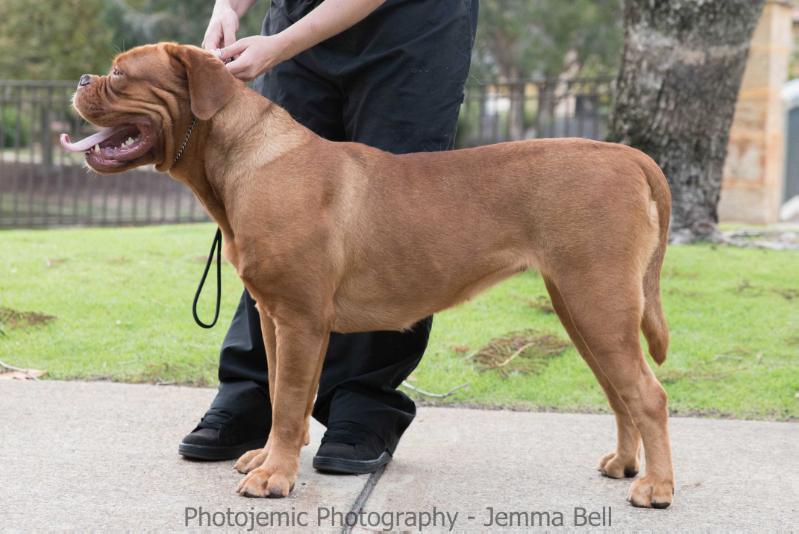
321, 423, 385, 450
198, 407, 235, 430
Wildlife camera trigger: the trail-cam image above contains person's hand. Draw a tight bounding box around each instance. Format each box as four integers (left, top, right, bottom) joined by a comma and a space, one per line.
202, 3, 240, 50
221, 35, 292, 81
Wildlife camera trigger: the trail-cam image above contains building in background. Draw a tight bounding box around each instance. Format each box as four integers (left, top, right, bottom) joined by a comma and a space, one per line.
719, 0, 796, 223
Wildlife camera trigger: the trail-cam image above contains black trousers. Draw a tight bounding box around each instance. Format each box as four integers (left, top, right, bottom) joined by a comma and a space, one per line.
216, 0, 478, 453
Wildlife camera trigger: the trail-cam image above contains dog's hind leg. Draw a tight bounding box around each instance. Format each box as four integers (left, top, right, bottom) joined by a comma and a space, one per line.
543, 276, 641, 479
545, 271, 674, 509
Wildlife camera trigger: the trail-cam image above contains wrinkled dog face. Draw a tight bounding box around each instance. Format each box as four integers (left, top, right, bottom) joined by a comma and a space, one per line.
60, 44, 236, 174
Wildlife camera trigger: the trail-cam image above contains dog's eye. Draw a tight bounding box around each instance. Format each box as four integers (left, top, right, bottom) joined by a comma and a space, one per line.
112, 66, 124, 77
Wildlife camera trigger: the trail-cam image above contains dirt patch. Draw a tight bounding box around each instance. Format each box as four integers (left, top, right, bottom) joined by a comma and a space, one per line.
0, 367, 46, 380
137, 361, 212, 387
0, 307, 56, 330
523, 295, 555, 314
44, 257, 68, 268
723, 228, 799, 250
470, 329, 571, 378
735, 279, 760, 295
712, 347, 751, 362
733, 280, 799, 300
665, 287, 701, 297
785, 335, 799, 347
772, 288, 799, 300
656, 367, 740, 385
663, 265, 700, 279
656, 349, 762, 385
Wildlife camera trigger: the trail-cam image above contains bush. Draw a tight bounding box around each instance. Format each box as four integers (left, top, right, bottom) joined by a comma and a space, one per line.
1, 107, 30, 148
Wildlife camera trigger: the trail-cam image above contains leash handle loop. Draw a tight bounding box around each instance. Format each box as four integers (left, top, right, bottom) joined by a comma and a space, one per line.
193, 228, 222, 329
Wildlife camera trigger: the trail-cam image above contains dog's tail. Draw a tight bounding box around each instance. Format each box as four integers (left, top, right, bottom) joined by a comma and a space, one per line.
639, 153, 671, 366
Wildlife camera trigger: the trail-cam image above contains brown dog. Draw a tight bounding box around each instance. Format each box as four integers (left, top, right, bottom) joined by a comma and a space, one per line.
61, 44, 675, 508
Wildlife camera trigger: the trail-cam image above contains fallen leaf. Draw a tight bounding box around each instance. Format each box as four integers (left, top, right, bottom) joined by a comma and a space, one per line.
0, 369, 46, 380
44, 257, 68, 268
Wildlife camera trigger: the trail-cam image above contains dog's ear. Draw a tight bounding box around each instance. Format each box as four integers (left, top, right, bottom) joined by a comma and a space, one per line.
166, 44, 238, 120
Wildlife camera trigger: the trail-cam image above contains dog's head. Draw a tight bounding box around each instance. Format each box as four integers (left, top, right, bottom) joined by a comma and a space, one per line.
60, 43, 239, 174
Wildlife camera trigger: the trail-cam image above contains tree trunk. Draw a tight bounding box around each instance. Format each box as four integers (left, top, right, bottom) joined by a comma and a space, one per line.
608, 0, 765, 243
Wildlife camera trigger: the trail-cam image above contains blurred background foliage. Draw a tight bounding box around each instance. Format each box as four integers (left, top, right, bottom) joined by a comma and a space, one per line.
0, 0, 622, 82
0, 0, 264, 80
472, 0, 622, 82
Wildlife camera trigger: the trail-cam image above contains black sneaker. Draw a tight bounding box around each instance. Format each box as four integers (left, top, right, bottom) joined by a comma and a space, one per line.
179, 386, 270, 461
313, 423, 392, 474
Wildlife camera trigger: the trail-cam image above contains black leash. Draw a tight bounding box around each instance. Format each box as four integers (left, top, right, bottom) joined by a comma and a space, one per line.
193, 228, 222, 328
172, 115, 221, 329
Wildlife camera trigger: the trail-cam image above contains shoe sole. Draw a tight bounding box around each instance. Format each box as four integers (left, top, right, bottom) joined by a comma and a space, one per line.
312, 451, 391, 475
178, 438, 267, 461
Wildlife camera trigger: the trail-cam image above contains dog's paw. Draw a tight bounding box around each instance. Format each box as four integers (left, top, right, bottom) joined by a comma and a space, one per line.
598, 451, 639, 479
234, 445, 269, 474
627, 474, 674, 509
236, 464, 295, 498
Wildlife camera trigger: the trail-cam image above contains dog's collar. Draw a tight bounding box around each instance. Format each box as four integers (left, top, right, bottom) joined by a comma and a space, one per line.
173, 116, 198, 165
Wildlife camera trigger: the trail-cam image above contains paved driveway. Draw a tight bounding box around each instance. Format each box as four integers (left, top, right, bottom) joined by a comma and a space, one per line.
1, 380, 796, 532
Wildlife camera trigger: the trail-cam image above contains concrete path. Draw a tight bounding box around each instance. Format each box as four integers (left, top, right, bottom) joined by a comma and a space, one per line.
367, 409, 798, 532
1, 381, 797, 532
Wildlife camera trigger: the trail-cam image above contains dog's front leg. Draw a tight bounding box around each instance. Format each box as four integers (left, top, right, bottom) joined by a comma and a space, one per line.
236, 315, 330, 498
234, 309, 277, 474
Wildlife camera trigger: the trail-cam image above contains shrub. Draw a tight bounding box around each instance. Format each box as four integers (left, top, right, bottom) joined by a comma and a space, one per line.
1, 107, 30, 148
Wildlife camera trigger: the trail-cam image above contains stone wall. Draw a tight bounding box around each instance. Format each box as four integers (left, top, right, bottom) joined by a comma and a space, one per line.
791, 2, 799, 79
719, 0, 793, 224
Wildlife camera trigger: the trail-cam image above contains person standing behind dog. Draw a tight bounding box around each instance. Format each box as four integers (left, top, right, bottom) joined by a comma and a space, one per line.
179, 0, 479, 474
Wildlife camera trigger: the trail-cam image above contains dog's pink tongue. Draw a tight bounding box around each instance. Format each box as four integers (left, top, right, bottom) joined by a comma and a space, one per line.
59, 128, 116, 152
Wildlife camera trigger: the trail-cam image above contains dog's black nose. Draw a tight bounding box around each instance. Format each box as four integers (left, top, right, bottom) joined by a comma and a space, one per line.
78, 74, 91, 88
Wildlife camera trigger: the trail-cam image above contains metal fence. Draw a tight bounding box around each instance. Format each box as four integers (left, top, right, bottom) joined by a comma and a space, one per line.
0, 77, 614, 229
0, 81, 206, 228
458, 77, 614, 147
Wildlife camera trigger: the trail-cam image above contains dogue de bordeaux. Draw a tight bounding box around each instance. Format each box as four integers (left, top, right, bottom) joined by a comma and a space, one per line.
61, 43, 675, 508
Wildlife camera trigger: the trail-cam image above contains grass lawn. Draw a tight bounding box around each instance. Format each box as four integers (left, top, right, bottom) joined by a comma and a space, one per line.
1, 223, 797, 420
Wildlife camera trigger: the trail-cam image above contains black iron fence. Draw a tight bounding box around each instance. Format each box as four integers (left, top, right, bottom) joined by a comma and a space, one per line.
0, 81, 205, 228
458, 77, 614, 146
0, 77, 614, 229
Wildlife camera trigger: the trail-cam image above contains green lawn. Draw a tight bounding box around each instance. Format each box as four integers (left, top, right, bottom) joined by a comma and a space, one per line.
1, 224, 797, 420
